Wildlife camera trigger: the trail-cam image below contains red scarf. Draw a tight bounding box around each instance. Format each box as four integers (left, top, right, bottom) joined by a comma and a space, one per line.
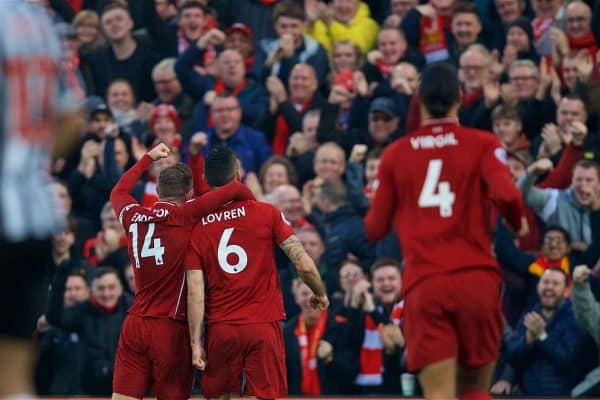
462, 86, 482, 108
90, 295, 119, 315
355, 301, 404, 386
260, 0, 277, 4
69, 0, 83, 12
568, 32, 598, 55
206, 78, 247, 127
272, 100, 312, 155
532, 17, 554, 41
295, 311, 328, 395
376, 59, 394, 79
419, 12, 450, 64
245, 54, 256, 71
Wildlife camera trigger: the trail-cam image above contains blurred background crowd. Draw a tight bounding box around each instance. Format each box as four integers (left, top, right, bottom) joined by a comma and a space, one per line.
29, 0, 600, 397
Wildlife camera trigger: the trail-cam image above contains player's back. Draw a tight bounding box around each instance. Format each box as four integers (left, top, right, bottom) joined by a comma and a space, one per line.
386, 121, 519, 291
119, 201, 196, 320
187, 200, 290, 324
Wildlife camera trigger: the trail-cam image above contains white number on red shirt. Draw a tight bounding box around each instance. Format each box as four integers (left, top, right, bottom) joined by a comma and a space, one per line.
418, 159, 455, 217
217, 228, 248, 274
128, 223, 165, 268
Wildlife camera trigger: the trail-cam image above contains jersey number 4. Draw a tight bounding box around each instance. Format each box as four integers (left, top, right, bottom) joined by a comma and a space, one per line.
418, 159, 455, 217
128, 223, 165, 268
217, 228, 248, 274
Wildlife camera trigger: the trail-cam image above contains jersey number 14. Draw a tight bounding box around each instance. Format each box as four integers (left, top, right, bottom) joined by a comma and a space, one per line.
128, 223, 165, 268
418, 159, 455, 217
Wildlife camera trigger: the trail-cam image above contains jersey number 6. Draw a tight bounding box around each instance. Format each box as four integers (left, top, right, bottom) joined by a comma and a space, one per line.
218, 228, 248, 274
418, 159, 455, 217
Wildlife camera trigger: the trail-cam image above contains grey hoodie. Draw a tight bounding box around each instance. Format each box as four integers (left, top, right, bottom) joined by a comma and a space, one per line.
518, 173, 592, 244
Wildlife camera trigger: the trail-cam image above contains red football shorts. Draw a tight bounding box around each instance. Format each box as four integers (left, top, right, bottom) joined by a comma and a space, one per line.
201, 321, 287, 399
113, 314, 194, 399
404, 268, 503, 372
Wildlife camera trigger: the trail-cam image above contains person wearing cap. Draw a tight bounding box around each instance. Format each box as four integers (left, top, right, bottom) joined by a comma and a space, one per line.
176, 47, 269, 130
504, 16, 540, 64
224, 23, 260, 76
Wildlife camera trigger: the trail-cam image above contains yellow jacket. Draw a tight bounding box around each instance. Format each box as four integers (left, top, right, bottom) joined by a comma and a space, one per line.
305, 2, 380, 56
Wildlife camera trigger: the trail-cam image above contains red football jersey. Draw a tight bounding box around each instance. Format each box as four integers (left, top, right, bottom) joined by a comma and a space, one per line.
110, 155, 253, 320
365, 120, 526, 295
185, 200, 294, 324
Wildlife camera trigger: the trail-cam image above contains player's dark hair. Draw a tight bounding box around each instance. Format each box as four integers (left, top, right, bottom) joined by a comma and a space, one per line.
370, 258, 402, 275
92, 266, 120, 282
419, 62, 460, 118
204, 146, 238, 187
157, 162, 193, 200
544, 225, 572, 245
318, 179, 347, 206
272, 0, 305, 23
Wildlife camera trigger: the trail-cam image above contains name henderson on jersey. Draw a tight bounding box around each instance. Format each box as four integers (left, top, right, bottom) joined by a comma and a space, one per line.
201, 206, 246, 225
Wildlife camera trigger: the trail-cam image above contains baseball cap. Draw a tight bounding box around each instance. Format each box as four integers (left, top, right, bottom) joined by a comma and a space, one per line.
89, 102, 113, 120
55, 22, 78, 39
369, 97, 398, 117
225, 23, 252, 40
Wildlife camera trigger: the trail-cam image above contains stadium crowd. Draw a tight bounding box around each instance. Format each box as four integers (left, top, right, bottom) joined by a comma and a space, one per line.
30, 0, 600, 397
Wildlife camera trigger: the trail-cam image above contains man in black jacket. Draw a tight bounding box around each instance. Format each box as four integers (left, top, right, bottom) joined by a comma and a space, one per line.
46, 267, 132, 395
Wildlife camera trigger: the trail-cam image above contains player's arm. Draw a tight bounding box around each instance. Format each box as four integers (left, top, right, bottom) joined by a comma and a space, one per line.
186, 269, 206, 370
279, 235, 329, 309
182, 180, 254, 219
364, 150, 396, 242
109, 144, 170, 216
481, 143, 528, 236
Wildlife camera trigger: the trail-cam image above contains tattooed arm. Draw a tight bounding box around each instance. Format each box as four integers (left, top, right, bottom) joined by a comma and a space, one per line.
279, 235, 329, 309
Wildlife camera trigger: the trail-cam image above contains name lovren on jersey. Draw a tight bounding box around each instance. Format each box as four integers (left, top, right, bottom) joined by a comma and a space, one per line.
201, 206, 246, 226
410, 132, 458, 150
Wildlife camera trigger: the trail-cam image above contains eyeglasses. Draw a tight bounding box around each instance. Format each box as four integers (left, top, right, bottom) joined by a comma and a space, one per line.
370, 114, 393, 122
340, 271, 362, 279
544, 237, 566, 244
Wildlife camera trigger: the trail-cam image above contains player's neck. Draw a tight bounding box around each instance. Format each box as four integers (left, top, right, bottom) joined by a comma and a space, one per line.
159, 196, 183, 205
419, 103, 460, 125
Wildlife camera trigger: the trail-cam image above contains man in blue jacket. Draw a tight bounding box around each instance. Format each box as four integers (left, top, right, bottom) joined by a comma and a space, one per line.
203, 93, 272, 174
505, 268, 591, 396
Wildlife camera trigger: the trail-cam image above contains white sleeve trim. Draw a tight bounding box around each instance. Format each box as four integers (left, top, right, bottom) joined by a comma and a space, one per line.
118, 203, 137, 225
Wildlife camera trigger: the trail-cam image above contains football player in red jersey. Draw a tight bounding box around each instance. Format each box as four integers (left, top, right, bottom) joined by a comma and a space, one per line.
185, 146, 328, 399
364, 63, 528, 400
110, 143, 253, 400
